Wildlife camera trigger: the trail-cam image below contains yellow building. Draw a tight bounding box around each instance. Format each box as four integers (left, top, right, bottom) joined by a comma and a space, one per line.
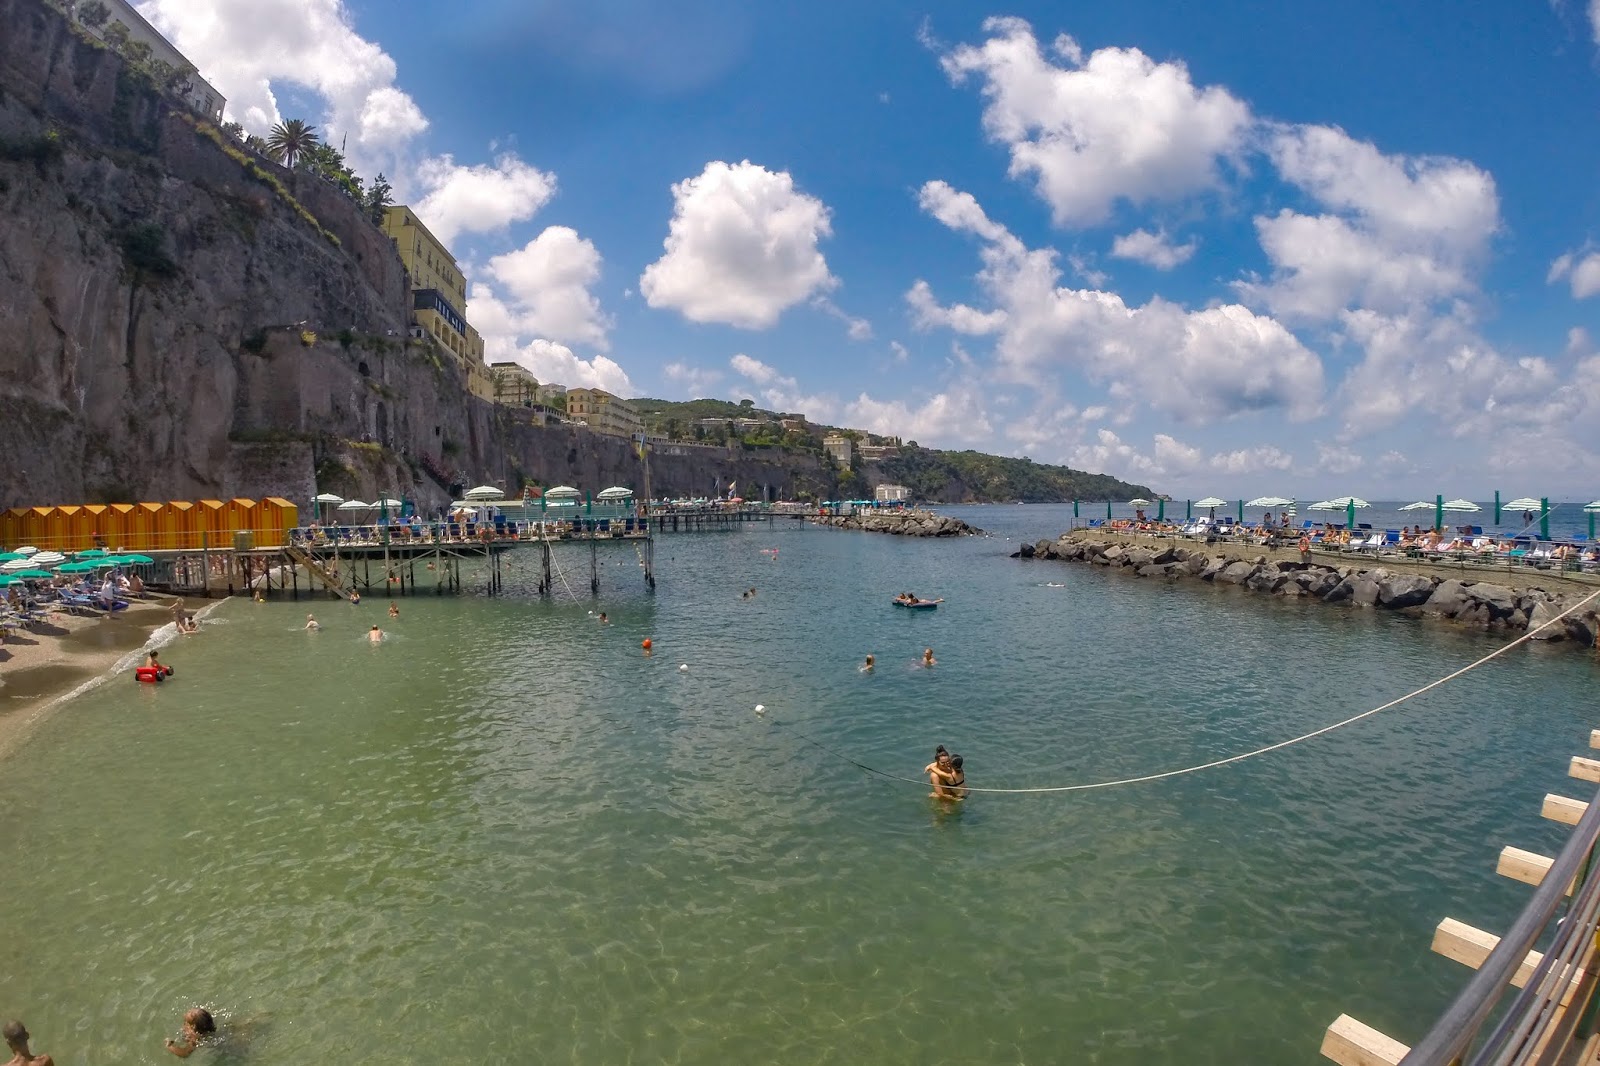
567, 388, 643, 437
382, 206, 494, 400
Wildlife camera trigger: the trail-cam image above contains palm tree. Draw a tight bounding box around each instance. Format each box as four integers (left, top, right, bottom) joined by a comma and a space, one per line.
265, 119, 319, 169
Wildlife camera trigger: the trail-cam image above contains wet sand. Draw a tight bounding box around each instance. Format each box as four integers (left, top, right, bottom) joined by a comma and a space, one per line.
0, 600, 180, 755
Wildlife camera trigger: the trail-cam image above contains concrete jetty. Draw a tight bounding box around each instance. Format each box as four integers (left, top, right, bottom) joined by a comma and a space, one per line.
1018, 529, 1600, 647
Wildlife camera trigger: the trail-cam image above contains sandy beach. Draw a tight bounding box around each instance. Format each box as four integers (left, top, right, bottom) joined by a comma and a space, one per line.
0, 599, 186, 756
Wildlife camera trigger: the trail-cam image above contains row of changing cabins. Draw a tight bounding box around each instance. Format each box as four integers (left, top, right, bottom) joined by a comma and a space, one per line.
0, 499, 299, 553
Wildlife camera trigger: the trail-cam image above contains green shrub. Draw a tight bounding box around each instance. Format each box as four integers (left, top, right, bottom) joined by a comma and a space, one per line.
117, 222, 178, 282
0, 130, 64, 164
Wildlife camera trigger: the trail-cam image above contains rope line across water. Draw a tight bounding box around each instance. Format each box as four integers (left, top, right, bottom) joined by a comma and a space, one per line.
772, 585, 1600, 796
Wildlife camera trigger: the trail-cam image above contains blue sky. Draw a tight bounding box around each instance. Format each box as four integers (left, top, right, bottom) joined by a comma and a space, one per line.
139, 0, 1600, 498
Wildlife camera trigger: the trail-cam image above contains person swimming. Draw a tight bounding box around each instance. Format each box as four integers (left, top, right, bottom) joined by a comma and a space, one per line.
861, 654, 875, 673
924, 746, 959, 800
598, 612, 609, 624
349, 590, 361, 605
367, 625, 383, 643
388, 601, 399, 618
164, 1007, 215, 1058
922, 647, 936, 668
947, 754, 966, 799
304, 613, 319, 630
3, 1019, 53, 1066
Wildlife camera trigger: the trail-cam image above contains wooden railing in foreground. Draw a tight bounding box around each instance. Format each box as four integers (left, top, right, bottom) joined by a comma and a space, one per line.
1323, 733, 1600, 1066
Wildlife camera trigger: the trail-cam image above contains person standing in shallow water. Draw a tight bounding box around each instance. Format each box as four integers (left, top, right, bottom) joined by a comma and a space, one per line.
164, 1007, 215, 1058
3, 1020, 52, 1066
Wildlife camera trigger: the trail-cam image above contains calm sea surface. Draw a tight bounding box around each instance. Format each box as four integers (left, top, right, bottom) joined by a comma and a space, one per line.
1, 504, 1596, 1064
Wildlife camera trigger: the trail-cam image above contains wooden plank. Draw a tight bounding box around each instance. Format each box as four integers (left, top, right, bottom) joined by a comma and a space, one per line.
1497, 846, 1573, 895
1431, 918, 1587, 1006
1320, 1014, 1408, 1066
1544, 794, 1588, 826
1591, 729, 1600, 752
1572, 756, 1600, 784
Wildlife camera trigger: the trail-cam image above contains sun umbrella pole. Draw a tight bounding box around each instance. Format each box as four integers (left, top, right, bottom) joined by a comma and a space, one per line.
1434, 494, 1443, 533
1541, 498, 1550, 540
1494, 490, 1501, 525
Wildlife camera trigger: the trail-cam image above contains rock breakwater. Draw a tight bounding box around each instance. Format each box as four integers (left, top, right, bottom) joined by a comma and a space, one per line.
812, 509, 981, 537
1016, 533, 1600, 646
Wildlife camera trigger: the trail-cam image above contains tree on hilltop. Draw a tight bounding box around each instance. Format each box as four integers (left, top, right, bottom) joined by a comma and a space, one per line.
365, 173, 393, 224
266, 119, 319, 169
77, 0, 109, 28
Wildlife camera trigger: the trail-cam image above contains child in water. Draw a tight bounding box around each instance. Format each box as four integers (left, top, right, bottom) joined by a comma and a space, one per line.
861, 654, 875, 673
165, 1007, 215, 1058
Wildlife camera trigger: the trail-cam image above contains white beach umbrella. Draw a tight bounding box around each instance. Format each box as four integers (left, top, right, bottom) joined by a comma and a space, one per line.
1398, 500, 1434, 511
1585, 501, 1600, 513
374, 497, 403, 508
1245, 496, 1293, 508
337, 500, 372, 511
464, 485, 503, 501
1193, 497, 1227, 509
31, 551, 65, 566
1441, 499, 1480, 512
15, 546, 37, 556
1, 558, 34, 572
1307, 501, 1339, 511
1326, 496, 1369, 508
313, 493, 344, 503
1127, 498, 1153, 506
1504, 497, 1542, 511
597, 486, 634, 500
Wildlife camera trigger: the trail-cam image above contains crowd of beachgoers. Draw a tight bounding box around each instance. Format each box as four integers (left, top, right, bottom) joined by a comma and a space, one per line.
1096, 513, 1599, 573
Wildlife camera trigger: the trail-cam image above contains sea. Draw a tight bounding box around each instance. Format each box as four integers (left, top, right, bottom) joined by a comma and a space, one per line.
0, 504, 1596, 1064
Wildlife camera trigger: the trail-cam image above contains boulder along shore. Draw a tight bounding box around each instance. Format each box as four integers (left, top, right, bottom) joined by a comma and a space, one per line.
1017, 530, 1600, 648
810, 509, 982, 537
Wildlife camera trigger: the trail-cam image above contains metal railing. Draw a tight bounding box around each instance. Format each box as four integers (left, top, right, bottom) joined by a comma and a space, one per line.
1402, 786, 1600, 1065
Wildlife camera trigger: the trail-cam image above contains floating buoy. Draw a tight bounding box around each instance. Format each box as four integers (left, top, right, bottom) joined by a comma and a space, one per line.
641, 638, 652, 650
755, 704, 765, 715
679, 664, 688, 672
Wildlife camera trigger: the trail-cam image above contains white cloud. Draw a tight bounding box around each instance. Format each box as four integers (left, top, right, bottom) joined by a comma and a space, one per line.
937, 17, 1251, 225
640, 161, 837, 328
1110, 228, 1198, 270
1237, 124, 1499, 321
909, 182, 1324, 424
413, 156, 558, 247
662, 362, 724, 396
1316, 443, 1365, 475
730, 353, 783, 385
845, 390, 994, 447
1065, 429, 1295, 485
136, 0, 427, 168
1549, 249, 1600, 300
1569, 327, 1594, 356
889, 341, 910, 364
496, 338, 633, 396
812, 297, 874, 340
483, 227, 609, 349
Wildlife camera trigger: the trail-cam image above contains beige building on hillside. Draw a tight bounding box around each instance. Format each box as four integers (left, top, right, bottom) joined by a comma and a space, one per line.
92, 0, 226, 121
822, 434, 853, 467
491, 362, 540, 407
567, 388, 643, 437
382, 206, 493, 401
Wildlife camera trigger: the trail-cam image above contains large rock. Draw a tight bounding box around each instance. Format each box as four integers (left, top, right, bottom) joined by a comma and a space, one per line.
1527, 597, 1565, 641
1377, 574, 1437, 610
1217, 561, 1255, 585
1423, 579, 1472, 618
1018, 542, 1035, 558
1103, 545, 1125, 564
1124, 547, 1155, 568
1323, 575, 1357, 603
1349, 569, 1388, 608
1469, 583, 1519, 619
1184, 554, 1211, 576
1246, 565, 1286, 593
1154, 546, 1182, 565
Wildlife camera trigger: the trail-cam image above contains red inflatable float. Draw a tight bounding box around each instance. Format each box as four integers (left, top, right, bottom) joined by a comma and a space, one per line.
134, 665, 174, 683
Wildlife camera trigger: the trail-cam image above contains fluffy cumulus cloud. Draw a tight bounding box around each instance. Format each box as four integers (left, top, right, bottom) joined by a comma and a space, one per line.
844, 389, 994, 447
137, 0, 426, 165
412, 157, 558, 247
138, 0, 559, 246
640, 161, 837, 328
812, 298, 874, 340
1591, 0, 1600, 45
1064, 430, 1292, 483
1549, 250, 1600, 300
662, 362, 724, 397
470, 284, 631, 394
937, 17, 1251, 225
1237, 124, 1499, 321
1110, 229, 1197, 270
908, 182, 1325, 424
482, 227, 609, 349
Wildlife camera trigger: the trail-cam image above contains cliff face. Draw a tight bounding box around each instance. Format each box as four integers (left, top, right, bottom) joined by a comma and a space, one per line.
0, 0, 837, 510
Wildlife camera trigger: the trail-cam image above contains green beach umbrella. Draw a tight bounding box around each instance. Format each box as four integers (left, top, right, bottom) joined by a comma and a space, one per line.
0, 574, 17, 586
0, 552, 24, 562
1585, 501, 1599, 540
74, 548, 108, 558
56, 561, 99, 573
9, 570, 54, 580
1106, 500, 1112, 520
109, 554, 154, 565
1157, 498, 1164, 521
1435, 494, 1443, 531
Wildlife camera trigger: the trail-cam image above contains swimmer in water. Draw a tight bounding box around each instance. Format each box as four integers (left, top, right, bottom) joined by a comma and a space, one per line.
922, 647, 936, 668
304, 613, 319, 630
748, 587, 757, 597
164, 1007, 215, 1058
147, 650, 163, 669
3, 1021, 51, 1066
367, 625, 383, 644
598, 612, 609, 624
388, 601, 399, 618
349, 590, 361, 606
924, 746, 959, 800
861, 654, 875, 673
947, 754, 966, 799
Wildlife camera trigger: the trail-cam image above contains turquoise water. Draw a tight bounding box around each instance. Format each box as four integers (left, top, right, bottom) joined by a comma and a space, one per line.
0, 504, 1596, 1064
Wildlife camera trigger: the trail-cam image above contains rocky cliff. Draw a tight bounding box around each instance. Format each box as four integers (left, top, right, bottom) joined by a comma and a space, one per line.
0, 0, 838, 510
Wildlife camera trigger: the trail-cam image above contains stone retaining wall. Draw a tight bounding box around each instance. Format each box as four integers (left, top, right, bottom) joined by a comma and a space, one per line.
812, 509, 980, 537
1015, 533, 1600, 647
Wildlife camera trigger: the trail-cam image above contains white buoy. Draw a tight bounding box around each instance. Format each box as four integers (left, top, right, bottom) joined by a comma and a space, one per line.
679, 664, 688, 672
755, 704, 765, 715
